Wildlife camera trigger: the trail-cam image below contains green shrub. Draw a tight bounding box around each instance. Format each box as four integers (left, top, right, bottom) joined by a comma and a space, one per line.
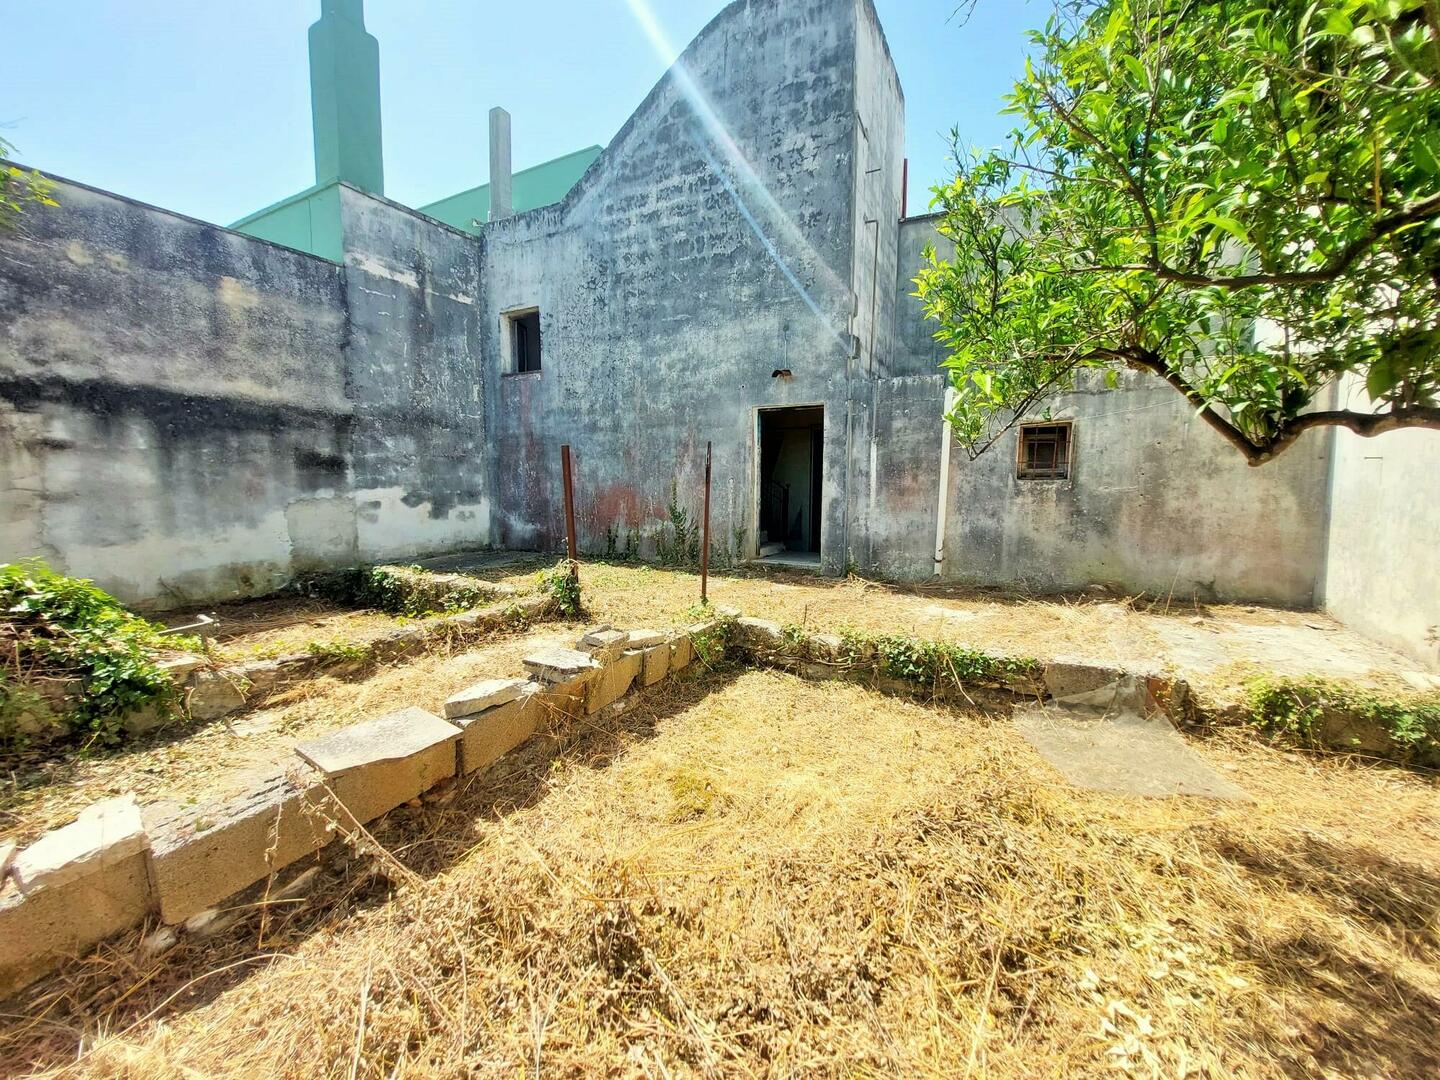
0, 560, 198, 747
539, 561, 584, 617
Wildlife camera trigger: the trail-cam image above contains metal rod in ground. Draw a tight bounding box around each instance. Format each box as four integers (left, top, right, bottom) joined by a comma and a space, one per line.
701, 441, 712, 604
561, 444, 579, 570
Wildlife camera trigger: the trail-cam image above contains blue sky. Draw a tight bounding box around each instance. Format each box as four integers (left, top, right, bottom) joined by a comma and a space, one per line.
2, 1, 1041, 226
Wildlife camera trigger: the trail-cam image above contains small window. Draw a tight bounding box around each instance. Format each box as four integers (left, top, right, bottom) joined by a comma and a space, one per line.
506, 309, 541, 373
1017, 422, 1072, 480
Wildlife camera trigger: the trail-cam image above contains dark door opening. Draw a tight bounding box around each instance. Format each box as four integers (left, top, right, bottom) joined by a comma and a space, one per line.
758, 406, 823, 559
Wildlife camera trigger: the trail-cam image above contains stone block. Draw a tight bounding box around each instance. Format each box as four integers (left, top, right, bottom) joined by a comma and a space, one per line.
641, 642, 671, 686
579, 628, 629, 663
146, 769, 336, 925
587, 650, 642, 714
443, 677, 527, 719
295, 707, 459, 825
809, 633, 845, 662
453, 682, 544, 773
524, 647, 601, 685
627, 629, 666, 649
187, 670, 248, 721
0, 846, 152, 1000
669, 630, 695, 672
11, 796, 149, 895
736, 617, 784, 653
157, 654, 206, 681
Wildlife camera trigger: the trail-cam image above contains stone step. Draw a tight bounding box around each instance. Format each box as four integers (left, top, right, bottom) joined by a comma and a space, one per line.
758, 541, 786, 558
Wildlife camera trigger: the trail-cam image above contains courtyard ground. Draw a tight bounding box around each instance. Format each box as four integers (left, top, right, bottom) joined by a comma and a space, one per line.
2, 667, 1437, 1077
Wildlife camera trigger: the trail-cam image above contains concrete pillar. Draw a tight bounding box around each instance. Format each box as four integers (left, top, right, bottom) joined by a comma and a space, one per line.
489, 107, 513, 220
309, 0, 384, 194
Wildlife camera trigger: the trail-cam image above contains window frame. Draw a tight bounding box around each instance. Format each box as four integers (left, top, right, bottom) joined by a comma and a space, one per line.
1015, 421, 1074, 481
500, 306, 542, 376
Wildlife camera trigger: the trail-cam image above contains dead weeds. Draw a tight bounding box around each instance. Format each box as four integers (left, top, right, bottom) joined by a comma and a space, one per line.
5, 669, 1438, 1077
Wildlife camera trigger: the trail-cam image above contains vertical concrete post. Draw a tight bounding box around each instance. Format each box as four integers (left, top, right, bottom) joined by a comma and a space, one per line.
309, 0, 385, 194
489, 107, 513, 220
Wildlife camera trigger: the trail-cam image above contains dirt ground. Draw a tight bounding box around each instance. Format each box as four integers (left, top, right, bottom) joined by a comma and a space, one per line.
5, 668, 1437, 1077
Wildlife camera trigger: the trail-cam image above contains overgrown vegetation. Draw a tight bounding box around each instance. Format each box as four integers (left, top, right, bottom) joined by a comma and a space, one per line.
686, 605, 737, 666
299, 565, 502, 618
655, 481, 702, 567
539, 560, 584, 617
1, 136, 57, 232
0, 560, 199, 749
1246, 676, 1440, 764
842, 629, 1042, 695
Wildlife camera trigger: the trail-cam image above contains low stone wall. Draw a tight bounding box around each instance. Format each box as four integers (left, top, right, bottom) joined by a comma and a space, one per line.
0, 616, 720, 999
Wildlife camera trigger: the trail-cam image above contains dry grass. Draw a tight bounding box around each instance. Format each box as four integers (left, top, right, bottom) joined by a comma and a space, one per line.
5, 668, 1438, 1077
0, 623, 584, 848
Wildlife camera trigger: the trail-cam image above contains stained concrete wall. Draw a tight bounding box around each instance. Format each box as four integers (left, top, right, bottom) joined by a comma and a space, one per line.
875, 216, 1332, 607
0, 174, 491, 607
1320, 378, 1440, 670
481, 0, 886, 573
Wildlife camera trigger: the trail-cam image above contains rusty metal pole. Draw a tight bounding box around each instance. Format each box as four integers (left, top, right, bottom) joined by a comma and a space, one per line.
561, 444, 579, 567
700, 441, 712, 604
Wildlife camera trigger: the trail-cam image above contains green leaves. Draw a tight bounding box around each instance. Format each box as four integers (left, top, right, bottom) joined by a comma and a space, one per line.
916, 0, 1440, 462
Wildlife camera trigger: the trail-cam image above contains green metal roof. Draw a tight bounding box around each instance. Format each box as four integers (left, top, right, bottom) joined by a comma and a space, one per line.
230, 145, 602, 260
417, 145, 603, 233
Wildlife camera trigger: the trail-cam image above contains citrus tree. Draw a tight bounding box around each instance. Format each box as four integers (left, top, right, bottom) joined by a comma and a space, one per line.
916, 0, 1440, 465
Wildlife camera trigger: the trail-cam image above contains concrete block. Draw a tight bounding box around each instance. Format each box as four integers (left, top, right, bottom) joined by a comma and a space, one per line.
670, 631, 695, 672
579, 628, 629, 663
453, 682, 544, 773
641, 642, 671, 686
524, 647, 601, 685
0, 846, 152, 999
443, 677, 527, 719
587, 650, 642, 714
627, 629, 666, 649
146, 769, 336, 925
157, 654, 206, 681
187, 670, 248, 721
736, 617, 784, 653
11, 796, 148, 895
295, 707, 459, 825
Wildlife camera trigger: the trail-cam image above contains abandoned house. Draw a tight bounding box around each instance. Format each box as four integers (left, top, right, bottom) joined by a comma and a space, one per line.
0, 0, 1435, 671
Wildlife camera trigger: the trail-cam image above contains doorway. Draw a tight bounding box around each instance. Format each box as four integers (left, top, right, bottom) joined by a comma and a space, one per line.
757, 406, 823, 565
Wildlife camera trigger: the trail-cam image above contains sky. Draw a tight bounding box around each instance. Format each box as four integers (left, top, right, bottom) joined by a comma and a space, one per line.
2, 1, 1042, 227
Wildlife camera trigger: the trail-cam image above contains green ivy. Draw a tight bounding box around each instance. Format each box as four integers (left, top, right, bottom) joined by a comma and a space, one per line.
1246, 677, 1440, 764
687, 605, 737, 667
0, 560, 201, 747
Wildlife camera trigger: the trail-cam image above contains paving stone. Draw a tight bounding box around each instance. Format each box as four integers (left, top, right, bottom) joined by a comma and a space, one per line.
295, 707, 459, 825
524, 647, 601, 684
443, 677, 528, 719
641, 642, 671, 686
145, 768, 337, 925
187, 670, 248, 721
453, 682, 544, 773
11, 796, 149, 895
587, 650, 642, 714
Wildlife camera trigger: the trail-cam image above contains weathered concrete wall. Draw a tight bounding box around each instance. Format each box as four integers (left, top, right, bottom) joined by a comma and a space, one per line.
480, 0, 872, 571
336, 187, 491, 562
0, 175, 492, 607
874, 216, 1331, 607
0, 176, 352, 605
1320, 378, 1440, 670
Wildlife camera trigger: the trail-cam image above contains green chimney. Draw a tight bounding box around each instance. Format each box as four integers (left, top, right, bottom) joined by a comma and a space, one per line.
309, 0, 384, 194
